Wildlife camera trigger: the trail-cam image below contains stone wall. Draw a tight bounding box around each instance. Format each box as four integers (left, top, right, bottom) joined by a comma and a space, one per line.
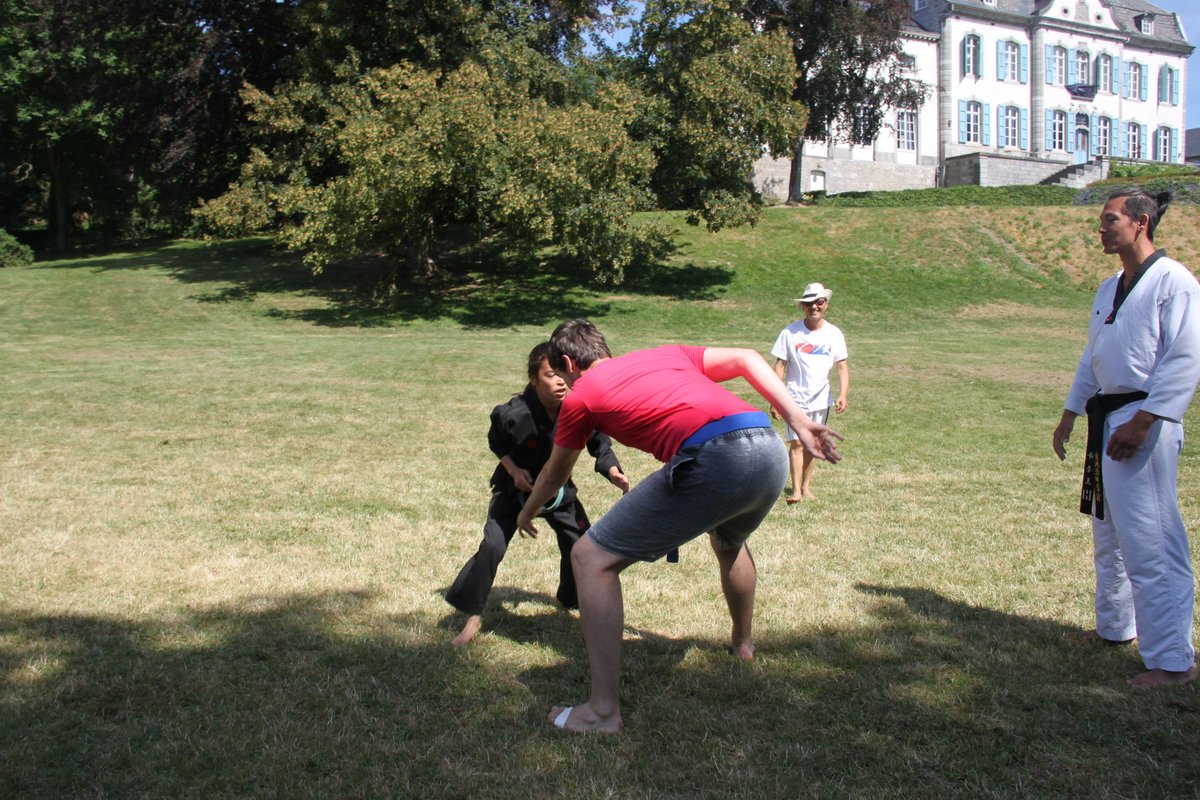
943, 153, 1072, 187
753, 152, 938, 200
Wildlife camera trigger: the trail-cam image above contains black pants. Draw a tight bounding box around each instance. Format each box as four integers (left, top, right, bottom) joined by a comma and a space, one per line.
445, 490, 591, 615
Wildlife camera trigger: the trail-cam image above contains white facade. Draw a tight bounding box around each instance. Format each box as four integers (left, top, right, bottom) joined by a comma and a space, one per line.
754, 0, 1193, 200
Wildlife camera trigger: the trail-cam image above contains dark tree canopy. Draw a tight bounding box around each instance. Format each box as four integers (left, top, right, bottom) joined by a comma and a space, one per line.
742, 0, 927, 199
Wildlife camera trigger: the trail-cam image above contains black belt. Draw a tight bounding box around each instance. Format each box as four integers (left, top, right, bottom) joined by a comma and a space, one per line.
1080, 391, 1147, 519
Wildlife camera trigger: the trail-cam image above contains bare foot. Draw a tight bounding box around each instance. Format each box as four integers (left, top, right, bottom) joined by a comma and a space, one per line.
1069, 628, 1135, 645
725, 642, 755, 661
1127, 666, 1198, 688
784, 495, 803, 505
450, 614, 482, 648
547, 704, 623, 734
801, 488, 815, 499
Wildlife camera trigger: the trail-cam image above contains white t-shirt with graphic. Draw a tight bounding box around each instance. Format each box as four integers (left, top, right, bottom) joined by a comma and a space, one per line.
770, 320, 848, 411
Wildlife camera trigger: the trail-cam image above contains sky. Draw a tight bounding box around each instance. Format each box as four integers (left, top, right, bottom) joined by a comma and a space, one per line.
1146, 0, 1200, 128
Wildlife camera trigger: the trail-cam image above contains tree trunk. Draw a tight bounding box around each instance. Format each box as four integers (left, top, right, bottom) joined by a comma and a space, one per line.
47, 144, 69, 253
787, 138, 806, 202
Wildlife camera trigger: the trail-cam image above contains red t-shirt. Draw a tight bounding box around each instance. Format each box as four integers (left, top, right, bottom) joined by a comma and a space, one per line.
555, 345, 757, 462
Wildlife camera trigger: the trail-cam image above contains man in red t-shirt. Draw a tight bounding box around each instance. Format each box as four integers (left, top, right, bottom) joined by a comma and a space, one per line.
517, 319, 842, 734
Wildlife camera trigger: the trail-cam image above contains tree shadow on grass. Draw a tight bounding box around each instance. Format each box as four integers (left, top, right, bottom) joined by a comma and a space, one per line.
8, 582, 1184, 798
32, 235, 734, 329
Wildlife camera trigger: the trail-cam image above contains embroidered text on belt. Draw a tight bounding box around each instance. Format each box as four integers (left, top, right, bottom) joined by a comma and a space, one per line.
1080, 391, 1148, 519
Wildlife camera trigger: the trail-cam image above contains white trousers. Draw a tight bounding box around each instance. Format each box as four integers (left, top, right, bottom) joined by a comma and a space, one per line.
1092, 415, 1195, 671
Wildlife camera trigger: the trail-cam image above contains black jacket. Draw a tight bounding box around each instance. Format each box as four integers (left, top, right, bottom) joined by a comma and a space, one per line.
487, 384, 620, 504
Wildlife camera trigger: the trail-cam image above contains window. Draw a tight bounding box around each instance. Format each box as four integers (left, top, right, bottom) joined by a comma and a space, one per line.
1000, 106, 1020, 147
1096, 117, 1111, 156
1156, 128, 1172, 162
1003, 42, 1020, 81
1051, 111, 1067, 151
896, 110, 917, 151
1140, 15, 1154, 35
913, 0, 926, 10
899, 54, 916, 71
1097, 55, 1112, 93
851, 105, 875, 146
963, 34, 982, 78
1127, 123, 1141, 159
1053, 46, 1067, 84
965, 102, 982, 143
1075, 51, 1090, 84
1159, 66, 1179, 105
1128, 63, 1142, 100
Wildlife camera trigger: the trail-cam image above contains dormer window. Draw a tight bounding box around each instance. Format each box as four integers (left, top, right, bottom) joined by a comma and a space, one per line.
1138, 14, 1155, 35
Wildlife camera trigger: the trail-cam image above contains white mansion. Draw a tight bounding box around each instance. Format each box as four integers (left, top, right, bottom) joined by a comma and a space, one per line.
754, 0, 1194, 199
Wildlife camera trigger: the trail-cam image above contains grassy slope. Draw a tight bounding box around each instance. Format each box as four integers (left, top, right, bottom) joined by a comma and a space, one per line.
2, 206, 1199, 799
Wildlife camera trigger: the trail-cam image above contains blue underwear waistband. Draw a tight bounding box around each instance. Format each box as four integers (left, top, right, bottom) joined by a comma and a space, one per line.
680, 411, 772, 451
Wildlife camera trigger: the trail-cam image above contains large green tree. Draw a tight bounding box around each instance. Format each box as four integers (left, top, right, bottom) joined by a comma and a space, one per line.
0, 0, 296, 250
628, 0, 806, 230
195, 3, 665, 283
743, 0, 926, 200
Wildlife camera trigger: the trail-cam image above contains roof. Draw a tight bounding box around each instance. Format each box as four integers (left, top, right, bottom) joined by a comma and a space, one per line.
943, 0, 1192, 51
1105, 0, 1191, 49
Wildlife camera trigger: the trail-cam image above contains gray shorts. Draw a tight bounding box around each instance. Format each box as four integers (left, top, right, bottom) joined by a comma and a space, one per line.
586, 427, 788, 562
784, 407, 829, 442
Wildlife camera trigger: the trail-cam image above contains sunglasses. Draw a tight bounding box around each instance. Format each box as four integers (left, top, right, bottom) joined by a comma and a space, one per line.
802, 298, 828, 306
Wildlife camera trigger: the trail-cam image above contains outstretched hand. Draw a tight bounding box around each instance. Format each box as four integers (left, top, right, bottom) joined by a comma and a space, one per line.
516, 507, 539, 539
608, 467, 631, 494
798, 424, 843, 463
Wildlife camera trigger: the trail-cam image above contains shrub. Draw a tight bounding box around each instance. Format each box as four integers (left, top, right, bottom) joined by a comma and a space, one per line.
0, 229, 34, 268
1107, 163, 1198, 179
815, 184, 1078, 208
1075, 177, 1200, 206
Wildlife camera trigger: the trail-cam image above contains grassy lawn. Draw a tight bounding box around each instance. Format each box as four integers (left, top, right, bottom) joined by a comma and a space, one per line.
2, 206, 1200, 798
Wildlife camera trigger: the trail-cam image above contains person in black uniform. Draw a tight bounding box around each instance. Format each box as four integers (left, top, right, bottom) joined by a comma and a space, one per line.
447, 342, 629, 647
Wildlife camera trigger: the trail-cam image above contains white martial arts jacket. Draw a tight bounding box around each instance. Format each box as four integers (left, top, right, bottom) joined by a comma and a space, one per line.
1065, 252, 1200, 425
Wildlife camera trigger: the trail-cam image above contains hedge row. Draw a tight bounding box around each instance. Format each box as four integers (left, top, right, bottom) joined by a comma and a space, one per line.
815, 184, 1079, 208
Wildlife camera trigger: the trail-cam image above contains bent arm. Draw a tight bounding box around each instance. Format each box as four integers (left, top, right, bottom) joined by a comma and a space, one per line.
702, 347, 842, 461
517, 445, 583, 534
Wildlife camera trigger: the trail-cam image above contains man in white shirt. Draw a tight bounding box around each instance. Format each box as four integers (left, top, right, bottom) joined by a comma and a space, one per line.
1053, 189, 1200, 688
771, 282, 850, 502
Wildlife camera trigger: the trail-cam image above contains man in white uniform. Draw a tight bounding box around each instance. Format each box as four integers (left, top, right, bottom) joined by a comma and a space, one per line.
771, 282, 849, 502
1053, 188, 1200, 688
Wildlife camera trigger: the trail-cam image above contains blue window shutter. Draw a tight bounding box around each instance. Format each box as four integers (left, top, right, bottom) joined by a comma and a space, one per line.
1139, 64, 1148, 101
958, 100, 967, 143
1171, 128, 1179, 163
1140, 124, 1148, 154
996, 106, 1005, 146
1159, 66, 1168, 103
1045, 45, 1054, 84
1122, 61, 1130, 98
982, 103, 991, 145
1172, 68, 1181, 105
1091, 114, 1099, 156
961, 37, 968, 78
1119, 122, 1128, 157
1020, 44, 1029, 84
997, 41, 1007, 81
1020, 108, 1029, 150
974, 37, 982, 78
1111, 57, 1120, 94
1068, 49, 1078, 84
1045, 109, 1054, 150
